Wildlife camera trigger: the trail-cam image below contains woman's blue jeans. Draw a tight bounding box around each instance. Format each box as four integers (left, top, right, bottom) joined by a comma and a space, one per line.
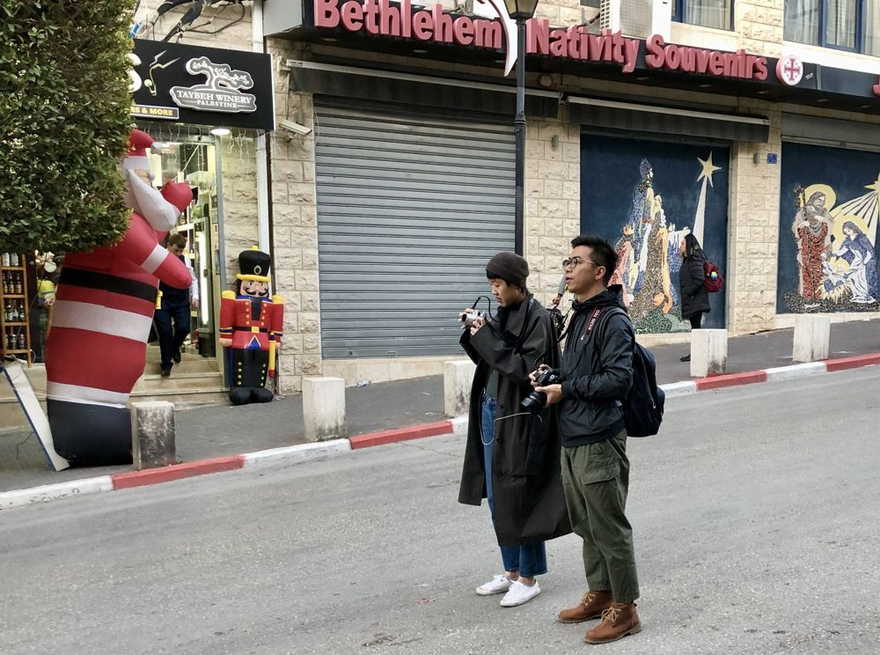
481, 394, 547, 578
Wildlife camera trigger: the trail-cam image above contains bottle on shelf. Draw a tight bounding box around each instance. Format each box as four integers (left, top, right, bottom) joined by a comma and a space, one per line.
15, 272, 22, 294
1, 253, 9, 266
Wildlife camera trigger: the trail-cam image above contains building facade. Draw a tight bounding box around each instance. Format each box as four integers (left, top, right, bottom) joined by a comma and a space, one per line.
133, 0, 880, 394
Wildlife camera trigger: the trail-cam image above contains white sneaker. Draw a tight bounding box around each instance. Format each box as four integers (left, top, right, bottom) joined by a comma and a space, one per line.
500, 580, 542, 607
475, 574, 514, 596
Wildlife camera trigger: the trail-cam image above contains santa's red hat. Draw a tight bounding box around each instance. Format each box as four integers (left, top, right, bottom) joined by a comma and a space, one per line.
123, 129, 154, 171
161, 182, 193, 212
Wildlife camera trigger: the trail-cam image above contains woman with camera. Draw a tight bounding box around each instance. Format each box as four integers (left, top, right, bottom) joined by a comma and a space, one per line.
457, 252, 570, 608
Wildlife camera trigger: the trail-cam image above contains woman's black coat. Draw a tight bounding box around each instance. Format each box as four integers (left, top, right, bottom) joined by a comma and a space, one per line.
457, 296, 571, 547
679, 252, 711, 319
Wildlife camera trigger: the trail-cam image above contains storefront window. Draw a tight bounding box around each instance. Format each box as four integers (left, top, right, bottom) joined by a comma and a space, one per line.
673, 0, 733, 31
785, 0, 871, 53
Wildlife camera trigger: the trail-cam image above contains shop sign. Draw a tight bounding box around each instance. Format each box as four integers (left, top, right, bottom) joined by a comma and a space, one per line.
130, 39, 274, 131
644, 35, 767, 80
169, 57, 259, 114
313, 0, 769, 82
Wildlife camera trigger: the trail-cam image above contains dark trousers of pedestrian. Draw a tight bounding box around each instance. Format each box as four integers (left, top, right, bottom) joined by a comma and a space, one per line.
689, 312, 703, 330
481, 394, 547, 578
154, 302, 191, 369
560, 430, 639, 604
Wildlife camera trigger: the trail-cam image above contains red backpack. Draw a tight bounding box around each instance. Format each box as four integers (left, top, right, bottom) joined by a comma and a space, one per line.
703, 260, 724, 293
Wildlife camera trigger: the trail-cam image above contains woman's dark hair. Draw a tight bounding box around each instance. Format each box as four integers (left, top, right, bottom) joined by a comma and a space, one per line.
485, 274, 528, 294
683, 233, 703, 259
571, 234, 617, 285
842, 221, 865, 237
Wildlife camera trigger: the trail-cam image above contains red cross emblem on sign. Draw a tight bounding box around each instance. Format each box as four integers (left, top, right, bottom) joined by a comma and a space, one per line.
776, 54, 804, 86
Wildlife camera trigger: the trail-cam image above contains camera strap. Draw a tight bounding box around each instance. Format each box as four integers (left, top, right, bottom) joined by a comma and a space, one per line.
576, 307, 605, 344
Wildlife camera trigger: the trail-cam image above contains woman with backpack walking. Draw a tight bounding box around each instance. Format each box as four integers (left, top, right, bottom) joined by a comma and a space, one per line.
678, 233, 711, 363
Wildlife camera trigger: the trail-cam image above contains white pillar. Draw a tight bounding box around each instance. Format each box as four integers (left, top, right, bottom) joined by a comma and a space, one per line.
690, 329, 728, 377
444, 360, 476, 418
303, 377, 346, 442
792, 315, 831, 363
131, 401, 176, 470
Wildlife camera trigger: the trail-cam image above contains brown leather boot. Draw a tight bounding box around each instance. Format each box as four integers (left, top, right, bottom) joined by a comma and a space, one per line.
584, 603, 641, 644
556, 590, 613, 624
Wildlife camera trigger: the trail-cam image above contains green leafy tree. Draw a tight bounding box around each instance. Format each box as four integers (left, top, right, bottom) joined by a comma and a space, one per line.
0, 0, 136, 254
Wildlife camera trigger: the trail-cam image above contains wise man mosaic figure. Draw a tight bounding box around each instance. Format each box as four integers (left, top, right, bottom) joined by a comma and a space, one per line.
793, 189, 832, 302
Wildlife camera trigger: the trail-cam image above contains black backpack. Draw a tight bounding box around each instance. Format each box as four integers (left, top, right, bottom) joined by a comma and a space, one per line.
595, 308, 665, 438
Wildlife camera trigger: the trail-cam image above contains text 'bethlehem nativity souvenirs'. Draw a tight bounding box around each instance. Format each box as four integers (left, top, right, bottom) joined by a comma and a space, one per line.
313, 0, 769, 80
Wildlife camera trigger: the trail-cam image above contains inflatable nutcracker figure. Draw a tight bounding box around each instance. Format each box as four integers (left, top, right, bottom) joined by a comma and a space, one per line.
220, 249, 284, 405
44, 129, 193, 465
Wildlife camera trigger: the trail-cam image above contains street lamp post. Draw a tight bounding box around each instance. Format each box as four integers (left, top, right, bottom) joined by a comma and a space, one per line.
503, 0, 539, 256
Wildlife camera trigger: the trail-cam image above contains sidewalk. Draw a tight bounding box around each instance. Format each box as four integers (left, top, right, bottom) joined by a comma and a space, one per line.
2, 318, 877, 493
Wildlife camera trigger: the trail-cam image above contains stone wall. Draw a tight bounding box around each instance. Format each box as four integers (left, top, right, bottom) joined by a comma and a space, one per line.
736, 0, 784, 57
266, 40, 321, 394
524, 114, 581, 310
727, 102, 783, 334
532, 0, 587, 25
219, 134, 260, 284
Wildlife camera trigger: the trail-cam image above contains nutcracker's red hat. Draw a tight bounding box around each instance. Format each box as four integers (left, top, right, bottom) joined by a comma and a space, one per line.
123, 129, 154, 171
161, 182, 193, 212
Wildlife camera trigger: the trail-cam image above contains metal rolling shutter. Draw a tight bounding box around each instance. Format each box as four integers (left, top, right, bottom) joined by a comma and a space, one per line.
315, 104, 515, 359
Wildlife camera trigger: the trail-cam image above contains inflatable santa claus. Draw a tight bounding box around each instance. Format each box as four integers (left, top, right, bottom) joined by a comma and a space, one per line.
45, 129, 193, 465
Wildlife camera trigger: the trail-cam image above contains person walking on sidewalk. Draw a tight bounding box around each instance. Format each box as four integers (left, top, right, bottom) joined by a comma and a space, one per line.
532, 235, 641, 645
678, 233, 711, 363
154, 233, 198, 377
458, 252, 570, 609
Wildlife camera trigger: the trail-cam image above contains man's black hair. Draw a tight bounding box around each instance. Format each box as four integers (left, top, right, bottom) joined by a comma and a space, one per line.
571, 234, 617, 286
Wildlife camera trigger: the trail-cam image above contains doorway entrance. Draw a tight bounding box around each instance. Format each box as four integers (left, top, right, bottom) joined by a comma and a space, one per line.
140, 128, 226, 375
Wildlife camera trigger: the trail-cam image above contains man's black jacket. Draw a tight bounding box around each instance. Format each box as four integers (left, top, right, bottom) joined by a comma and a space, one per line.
559, 285, 634, 447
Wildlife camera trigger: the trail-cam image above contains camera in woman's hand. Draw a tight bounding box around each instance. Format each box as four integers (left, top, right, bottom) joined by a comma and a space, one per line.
460, 309, 484, 329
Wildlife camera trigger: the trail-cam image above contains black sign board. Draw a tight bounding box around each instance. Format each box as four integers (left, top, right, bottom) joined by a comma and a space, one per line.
131, 39, 274, 131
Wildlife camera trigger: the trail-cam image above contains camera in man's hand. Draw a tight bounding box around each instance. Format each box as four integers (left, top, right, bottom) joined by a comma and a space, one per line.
522, 367, 560, 411
460, 309, 484, 329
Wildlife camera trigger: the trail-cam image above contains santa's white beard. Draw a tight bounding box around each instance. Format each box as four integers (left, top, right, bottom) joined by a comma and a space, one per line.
125, 169, 179, 232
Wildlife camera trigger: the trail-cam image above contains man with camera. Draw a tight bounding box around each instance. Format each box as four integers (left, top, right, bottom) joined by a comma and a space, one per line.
457, 252, 569, 609
532, 235, 641, 645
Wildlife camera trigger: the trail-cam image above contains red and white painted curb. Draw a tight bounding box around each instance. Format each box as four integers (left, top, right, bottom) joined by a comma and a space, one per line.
660, 352, 880, 396
2, 353, 878, 512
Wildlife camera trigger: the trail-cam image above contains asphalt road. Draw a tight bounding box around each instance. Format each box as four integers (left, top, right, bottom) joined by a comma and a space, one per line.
2, 367, 879, 655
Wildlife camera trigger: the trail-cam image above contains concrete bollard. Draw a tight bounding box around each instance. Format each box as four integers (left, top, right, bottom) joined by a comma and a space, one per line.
131, 401, 176, 470
444, 360, 476, 417
303, 377, 346, 442
792, 315, 831, 363
690, 329, 728, 378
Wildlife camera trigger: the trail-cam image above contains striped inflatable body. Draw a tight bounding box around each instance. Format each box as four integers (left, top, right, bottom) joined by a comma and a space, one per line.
46, 208, 192, 465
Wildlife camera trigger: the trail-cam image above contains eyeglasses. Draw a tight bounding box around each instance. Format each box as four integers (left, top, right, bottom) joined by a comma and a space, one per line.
562, 257, 599, 270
